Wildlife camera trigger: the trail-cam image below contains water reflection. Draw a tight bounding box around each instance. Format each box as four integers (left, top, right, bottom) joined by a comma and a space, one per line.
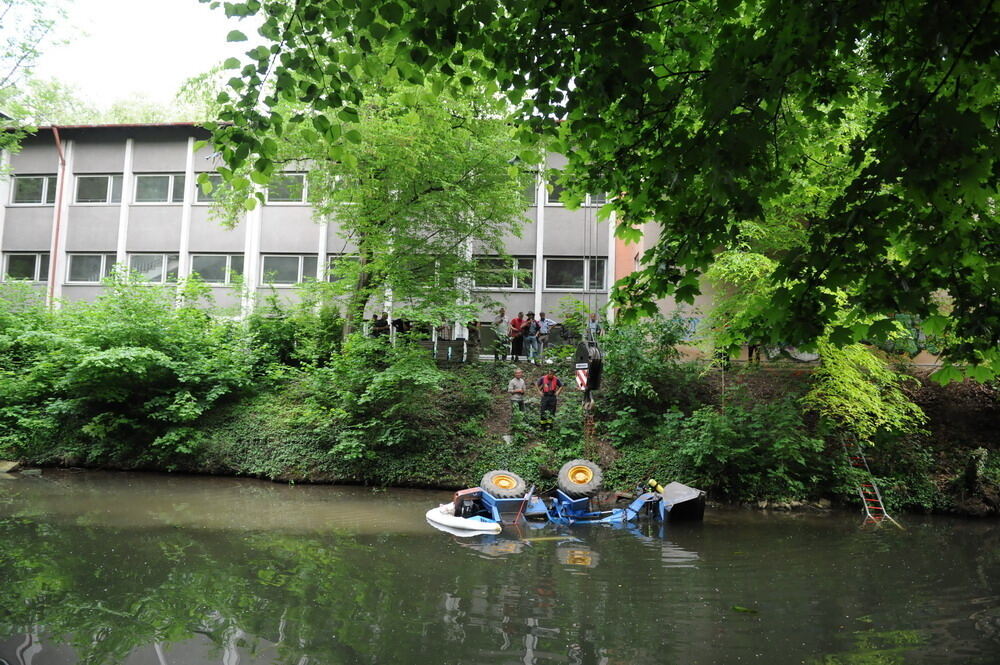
0, 472, 998, 665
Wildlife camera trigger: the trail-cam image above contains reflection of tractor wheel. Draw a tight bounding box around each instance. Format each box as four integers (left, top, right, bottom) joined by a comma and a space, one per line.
557, 459, 603, 497
480, 470, 527, 498
556, 545, 600, 568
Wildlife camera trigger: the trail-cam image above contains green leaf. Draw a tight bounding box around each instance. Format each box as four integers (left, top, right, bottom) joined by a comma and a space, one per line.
226, 30, 248, 42
922, 315, 949, 336
731, 605, 758, 614
223, 57, 241, 69
930, 365, 964, 385
337, 107, 360, 123
866, 318, 898, 341
378, 2, 403, 23
964, 365, 996, 383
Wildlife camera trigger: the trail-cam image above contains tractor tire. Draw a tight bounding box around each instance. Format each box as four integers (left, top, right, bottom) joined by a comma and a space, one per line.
480, 470, 527, 498
557, 459, 603, 497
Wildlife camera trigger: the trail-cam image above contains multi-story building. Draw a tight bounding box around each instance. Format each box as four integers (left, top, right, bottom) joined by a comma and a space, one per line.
0, 123, 616, 327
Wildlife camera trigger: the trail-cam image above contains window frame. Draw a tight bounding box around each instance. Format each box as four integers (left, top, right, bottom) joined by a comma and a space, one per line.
133, 173, 187, 205
66, 253, 117, 284
10, 175, 58, 206
260, 254, 319, 286
545, 181, 607, 208
265, 172, 308, 205
473, 256, 535, 291
325, 254, 360, 282
74, 174, 124, 205
2, 252, 50, 282
587, 192, 608, 207
543, 257, 608, 291
127, 253, 180, 285
190, 253, 245, 285
194, 173, 224, 204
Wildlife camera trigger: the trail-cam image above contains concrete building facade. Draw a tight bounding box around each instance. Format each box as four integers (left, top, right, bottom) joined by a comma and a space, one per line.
1, 124, 616, 324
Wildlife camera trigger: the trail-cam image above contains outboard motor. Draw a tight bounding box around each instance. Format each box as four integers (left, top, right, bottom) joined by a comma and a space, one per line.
453, 488, 482, 518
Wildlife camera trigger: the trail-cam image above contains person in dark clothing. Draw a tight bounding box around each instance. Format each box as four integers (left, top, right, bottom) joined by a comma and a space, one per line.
392, 317, 411, 335
373, 313, 391, 337
369, 314, 380, 336
535, 369, 563, 430
508, 311, 524, 362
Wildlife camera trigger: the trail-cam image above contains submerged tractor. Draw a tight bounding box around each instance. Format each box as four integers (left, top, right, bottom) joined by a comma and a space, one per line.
426, 459, 706, 534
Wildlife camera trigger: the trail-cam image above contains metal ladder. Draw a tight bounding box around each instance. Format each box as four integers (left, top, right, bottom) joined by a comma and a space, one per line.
842, 438, 902, 528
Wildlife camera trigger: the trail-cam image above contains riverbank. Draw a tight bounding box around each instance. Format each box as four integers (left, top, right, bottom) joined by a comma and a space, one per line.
1, 283, 996, 516
8, 360, 999, 518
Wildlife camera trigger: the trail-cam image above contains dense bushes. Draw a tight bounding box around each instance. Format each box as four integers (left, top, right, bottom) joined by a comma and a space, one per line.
0, 276, 258, 466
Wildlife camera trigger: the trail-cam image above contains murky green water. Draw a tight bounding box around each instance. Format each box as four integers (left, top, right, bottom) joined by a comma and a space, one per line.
1, 471, 997, 665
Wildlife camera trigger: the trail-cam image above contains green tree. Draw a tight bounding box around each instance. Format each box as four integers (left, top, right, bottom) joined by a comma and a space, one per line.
0, 0, 66, 150
2, 77, 101, 124
202, 0, 1000, 379
204, 71, 531, 332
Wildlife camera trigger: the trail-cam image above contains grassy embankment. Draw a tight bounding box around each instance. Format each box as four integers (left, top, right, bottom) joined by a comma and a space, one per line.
1, 277, 997, 516
40, 358, 992, 518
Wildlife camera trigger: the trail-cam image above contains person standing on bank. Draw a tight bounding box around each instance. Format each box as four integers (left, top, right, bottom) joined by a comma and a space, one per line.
373, 312, 391, 337
508, 311, 524, 362
507, 368, 526, 416
536, 368, 563, 430
522, 311, 540, 364
492, 308, 508, 361
537, 312, 557, 358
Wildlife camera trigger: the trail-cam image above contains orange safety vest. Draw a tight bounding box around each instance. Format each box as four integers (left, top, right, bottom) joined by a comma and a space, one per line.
539, 375, 560, 394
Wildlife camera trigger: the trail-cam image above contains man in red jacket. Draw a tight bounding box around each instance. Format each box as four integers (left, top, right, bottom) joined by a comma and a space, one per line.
535, 368, 563, 430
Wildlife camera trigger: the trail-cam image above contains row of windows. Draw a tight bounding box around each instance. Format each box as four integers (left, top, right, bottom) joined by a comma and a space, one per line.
11, 173, 604, 207
3, 253, 608, 290
474, 257, 606, 291
9, 173, 307, 206
523, 182, 607, 207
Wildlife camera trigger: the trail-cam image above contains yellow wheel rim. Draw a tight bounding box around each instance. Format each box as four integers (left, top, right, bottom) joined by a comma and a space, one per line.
568, 465, 594, 486
493, 474, 518, 491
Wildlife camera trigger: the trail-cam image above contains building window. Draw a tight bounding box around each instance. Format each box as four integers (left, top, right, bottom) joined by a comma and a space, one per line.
545, 181, 606, 207
266, 173, 306, 203
523, 180, 537, 205
128, 254, 179, 284
325, 255, 359, 282
475, 256, 534, 290
196, 174, 224, 203
3, 253, 49, 281
587, 258, 606, 290
261, 254, 318, 285
134, 174, 186, 204
544, 258, 607, 290
11, 175, 58, 205
546, 182, 566, 206
67, 253, 116, 283
75, 174, 123, 204
191, 254, 244, 284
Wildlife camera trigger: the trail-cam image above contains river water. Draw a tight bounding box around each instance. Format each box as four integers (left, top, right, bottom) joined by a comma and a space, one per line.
0, 471, 997, 665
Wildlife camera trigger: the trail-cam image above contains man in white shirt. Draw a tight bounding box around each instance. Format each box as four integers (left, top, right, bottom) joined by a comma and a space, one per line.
492, 308, 508, 361
507, 368, 526, 414
537, 312, 558, 358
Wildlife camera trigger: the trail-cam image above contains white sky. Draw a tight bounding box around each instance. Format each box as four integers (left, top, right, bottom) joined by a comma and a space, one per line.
32, 0, 256, 106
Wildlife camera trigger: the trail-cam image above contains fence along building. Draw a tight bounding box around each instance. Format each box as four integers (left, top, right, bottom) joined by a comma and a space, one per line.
0, 123, 615, 324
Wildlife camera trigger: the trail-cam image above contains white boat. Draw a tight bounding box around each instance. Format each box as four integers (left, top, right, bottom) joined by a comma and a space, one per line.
425, 502, 502, 535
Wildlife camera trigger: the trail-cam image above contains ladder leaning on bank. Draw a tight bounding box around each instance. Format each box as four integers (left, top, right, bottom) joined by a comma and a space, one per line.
842, 438, 903, 529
